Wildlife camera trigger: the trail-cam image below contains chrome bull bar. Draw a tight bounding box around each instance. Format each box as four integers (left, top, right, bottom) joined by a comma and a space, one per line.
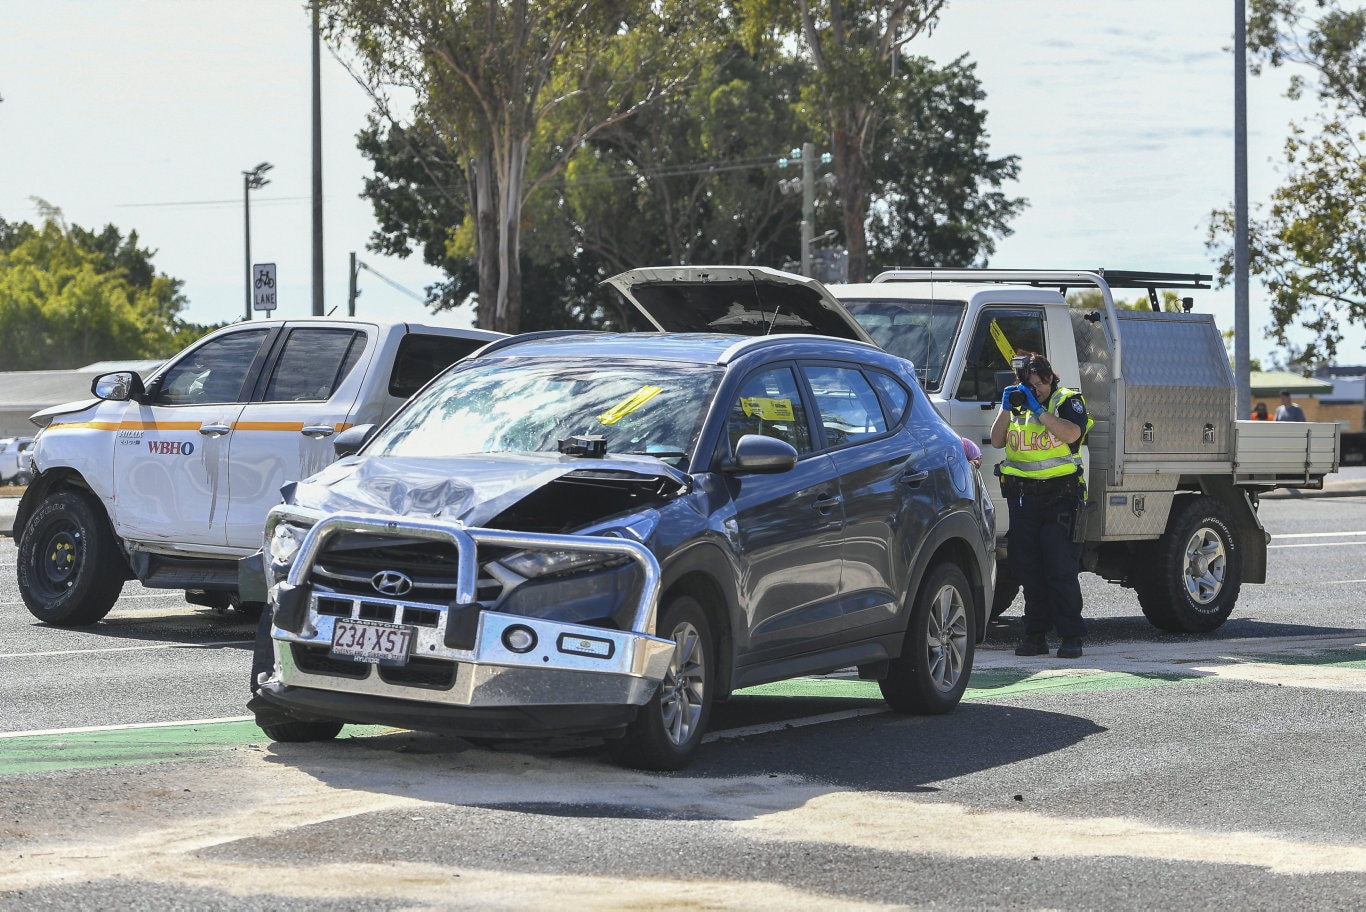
268, 512, 674, 709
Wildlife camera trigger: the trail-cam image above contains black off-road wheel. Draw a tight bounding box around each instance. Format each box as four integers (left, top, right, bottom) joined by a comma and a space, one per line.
249, 606, 343, 743
609, 594, 715, 771
17, 488, 126, 626
1134, 495, 1243, 633
881, 563, 975, 714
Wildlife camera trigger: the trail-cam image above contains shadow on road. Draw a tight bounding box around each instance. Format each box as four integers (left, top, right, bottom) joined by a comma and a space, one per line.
261, 699, 1103, 820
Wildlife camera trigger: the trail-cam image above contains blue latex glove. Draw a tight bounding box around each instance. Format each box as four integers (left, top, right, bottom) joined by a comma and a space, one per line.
1021, 385, 1043, 415
1001, 385, 1017, 412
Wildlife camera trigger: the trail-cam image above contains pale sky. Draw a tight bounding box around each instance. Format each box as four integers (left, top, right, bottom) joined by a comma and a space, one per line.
2, 0, 1361, 365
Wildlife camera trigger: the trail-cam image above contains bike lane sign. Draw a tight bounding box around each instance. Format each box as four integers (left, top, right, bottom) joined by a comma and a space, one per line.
253, 263, 277, 312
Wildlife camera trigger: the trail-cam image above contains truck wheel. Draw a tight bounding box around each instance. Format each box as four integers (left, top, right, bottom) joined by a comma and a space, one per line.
249, 606, 343, 743
989, 565, 1020, 620
1135, 496, 1242, 633
17, 489, 125, 626
880, 563, 975, 714
13, 470, 32, 487
609, 594, 714, 771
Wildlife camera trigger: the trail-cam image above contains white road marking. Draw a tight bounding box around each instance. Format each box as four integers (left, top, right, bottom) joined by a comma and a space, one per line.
0, 639, 253, 660
1272, 530, 1366, 538
704, 706, 887, 742
0, 715, 254, 740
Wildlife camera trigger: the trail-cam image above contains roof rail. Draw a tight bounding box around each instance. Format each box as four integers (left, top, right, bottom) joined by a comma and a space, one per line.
871, 268, 1211, 290
870, 268, 1212, 314
474, 329, 606, 358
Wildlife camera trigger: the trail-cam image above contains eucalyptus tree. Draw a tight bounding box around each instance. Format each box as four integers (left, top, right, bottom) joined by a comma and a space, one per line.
737, 0, 948, 281
319, 0, 703, 333
1208, 0, 1366, 365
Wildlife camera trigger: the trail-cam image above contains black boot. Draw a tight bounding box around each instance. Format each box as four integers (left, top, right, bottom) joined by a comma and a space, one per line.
1057, 637, 1084, 659
1014, 633, 1048, 656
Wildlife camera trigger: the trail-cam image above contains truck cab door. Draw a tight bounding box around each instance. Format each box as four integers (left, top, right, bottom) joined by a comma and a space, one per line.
944, 306, 1049, 524
113, 327, 273, 548
223, 325, 374, 549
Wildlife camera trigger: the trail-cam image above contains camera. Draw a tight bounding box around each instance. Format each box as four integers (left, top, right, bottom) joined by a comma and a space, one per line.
1007, 355, 1031, 410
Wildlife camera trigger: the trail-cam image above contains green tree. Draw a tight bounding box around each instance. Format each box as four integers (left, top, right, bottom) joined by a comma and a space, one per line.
0, 211, 210, 370
866, 53, 1024, 270
737, 0, 949, 281
1207, 0, 1366, 364
321, 0, 702, 333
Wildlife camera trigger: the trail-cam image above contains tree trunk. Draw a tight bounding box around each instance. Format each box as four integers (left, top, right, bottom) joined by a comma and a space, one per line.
834, 127, 869, 282
473, 147, 499, 330
493, 136, 529, 335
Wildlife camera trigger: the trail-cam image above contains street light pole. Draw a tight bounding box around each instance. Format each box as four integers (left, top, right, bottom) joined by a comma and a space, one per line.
242, 161, 273, 321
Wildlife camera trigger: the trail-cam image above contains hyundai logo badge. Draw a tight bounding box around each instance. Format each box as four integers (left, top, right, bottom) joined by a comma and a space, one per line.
371, 570, 413, 596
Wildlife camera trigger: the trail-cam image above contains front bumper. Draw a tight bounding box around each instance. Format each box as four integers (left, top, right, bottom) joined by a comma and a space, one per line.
258, 511, 674, 737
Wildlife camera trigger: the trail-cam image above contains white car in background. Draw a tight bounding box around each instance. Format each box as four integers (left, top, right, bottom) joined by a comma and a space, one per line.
0, 437, 35, 486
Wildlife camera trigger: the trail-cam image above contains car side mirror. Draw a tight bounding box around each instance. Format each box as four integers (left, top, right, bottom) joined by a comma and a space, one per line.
91, 371, 146, 403
333, 423, 377, 458
722, 434, 798, 474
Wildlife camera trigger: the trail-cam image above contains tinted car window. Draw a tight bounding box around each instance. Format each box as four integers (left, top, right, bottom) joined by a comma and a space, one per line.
806, 365, 887, 447
726, 366, 814, 455
955, 308, 1047, 402
156, 329, 271, 406
840, 297, 964, 391
372, 357, 721, 463
867, 370, 910, 425
262, 329, 365, 402
389, 334, 488, 399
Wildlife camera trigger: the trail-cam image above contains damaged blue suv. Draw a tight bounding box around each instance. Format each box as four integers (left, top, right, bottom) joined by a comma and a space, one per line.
249, 267, 995, 770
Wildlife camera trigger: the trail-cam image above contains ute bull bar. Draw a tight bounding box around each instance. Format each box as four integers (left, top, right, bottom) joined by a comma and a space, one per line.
264, 512, 674, 711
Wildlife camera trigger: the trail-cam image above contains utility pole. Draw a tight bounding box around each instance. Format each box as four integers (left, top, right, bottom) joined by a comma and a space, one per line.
801, 141, 815, 278
242, 162, 273, 321
1233, 0, 1251, 419
348, 252, 359, 316
311, 0, 324, 316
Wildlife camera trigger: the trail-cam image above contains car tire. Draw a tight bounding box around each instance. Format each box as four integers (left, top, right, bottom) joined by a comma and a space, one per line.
880, 562, 975, 714
249, 605, 343, 744
609, 594, 714, 771
1134, 495, 1242, 633
17, 488, 126, 626
13, 471, 32, 487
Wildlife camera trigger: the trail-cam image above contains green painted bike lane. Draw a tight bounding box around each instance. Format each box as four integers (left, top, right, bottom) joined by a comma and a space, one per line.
5, 650, 1365, 776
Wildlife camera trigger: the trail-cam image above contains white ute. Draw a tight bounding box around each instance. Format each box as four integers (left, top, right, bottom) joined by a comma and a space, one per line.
12, 317, 502, 626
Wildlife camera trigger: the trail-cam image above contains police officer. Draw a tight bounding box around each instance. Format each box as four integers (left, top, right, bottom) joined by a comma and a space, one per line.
989, 352, 1093, 658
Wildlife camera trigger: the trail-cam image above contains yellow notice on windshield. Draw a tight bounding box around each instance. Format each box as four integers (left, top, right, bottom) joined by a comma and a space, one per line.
598, 386, 663, 426
740, 396, 795, 422
989, 319, 1016, 364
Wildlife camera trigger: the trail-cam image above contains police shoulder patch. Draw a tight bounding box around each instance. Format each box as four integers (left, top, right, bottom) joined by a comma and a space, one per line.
1069, 399, 1084, 414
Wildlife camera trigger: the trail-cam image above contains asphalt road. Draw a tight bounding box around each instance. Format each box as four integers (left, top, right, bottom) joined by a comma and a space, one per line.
3, 484, 1366, 909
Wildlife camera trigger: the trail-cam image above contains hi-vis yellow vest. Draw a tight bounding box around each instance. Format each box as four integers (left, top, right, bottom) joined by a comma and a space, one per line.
1001, 387, 1093, 480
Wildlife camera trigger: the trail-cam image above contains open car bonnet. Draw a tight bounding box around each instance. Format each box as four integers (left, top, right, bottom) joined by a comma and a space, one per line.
604, 266, 874, 343
286, 451, 690, 530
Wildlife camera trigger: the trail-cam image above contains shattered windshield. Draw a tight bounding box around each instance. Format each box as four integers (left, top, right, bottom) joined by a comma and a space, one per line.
839, 297, 964, 392
369, 357, 723, 465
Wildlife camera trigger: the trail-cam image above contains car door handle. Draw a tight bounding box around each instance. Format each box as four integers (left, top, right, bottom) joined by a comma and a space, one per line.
301, 425, 336, 438
812, 492, 843, 513
198, 424, 232, 437
899, 467, 930, 486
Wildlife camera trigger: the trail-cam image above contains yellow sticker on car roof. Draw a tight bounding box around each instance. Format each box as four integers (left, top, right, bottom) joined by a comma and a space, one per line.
598, 386, 664, 426
740, 396, 795, 422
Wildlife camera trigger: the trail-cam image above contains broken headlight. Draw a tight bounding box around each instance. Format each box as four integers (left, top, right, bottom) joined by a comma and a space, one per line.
497, 511, 659, 580
267, 521, 310, 581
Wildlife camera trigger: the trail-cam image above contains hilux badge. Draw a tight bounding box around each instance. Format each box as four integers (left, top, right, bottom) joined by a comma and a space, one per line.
371, 570, 413, 596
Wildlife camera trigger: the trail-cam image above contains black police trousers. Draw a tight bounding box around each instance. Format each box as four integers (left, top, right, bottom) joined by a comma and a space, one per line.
1007, 490, 1086, 638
